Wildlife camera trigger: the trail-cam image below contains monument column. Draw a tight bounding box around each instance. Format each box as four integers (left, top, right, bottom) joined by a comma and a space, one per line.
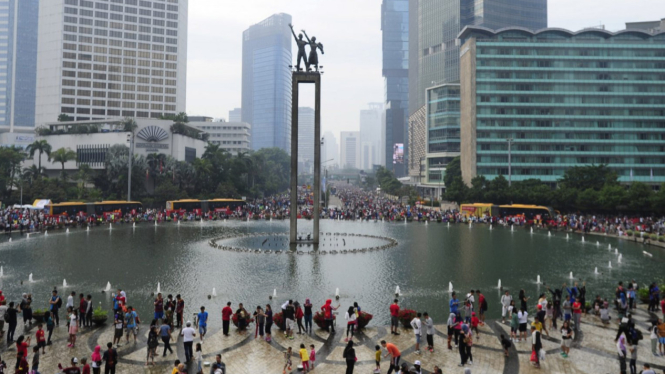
290, 76, 300, 244
313, 75, 321, 244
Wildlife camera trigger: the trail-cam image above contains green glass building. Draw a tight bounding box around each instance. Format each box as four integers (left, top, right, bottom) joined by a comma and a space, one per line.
459, 26, 665, 186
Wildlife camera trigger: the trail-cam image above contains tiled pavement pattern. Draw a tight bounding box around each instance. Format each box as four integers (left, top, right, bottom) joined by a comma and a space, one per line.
1, 305, 664, 373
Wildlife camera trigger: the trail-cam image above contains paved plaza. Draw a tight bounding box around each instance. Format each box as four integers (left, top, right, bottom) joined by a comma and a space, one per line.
1, 304, 664, 373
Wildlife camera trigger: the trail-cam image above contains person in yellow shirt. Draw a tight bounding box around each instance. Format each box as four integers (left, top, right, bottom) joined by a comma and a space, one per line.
299, 343, 310, 372
171, 359, 181, 374
375, 344, 382, 374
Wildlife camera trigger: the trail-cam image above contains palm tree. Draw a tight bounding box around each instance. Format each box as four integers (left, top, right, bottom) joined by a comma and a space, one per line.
26, 140, 52, 170
51, 147, 77, 179
23, 165, 45, 186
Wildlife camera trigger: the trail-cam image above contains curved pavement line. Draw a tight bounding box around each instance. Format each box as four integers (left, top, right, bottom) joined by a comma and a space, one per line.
489, 320, 520, 374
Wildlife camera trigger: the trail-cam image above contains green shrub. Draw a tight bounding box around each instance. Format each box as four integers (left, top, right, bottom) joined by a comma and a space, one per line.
92, 305, 108, 319
659, 236, 664, 243
649, 234, 657, 240
626, 230, 633, 236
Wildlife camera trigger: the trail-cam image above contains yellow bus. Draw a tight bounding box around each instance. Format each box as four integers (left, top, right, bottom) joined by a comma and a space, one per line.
46, 201, 142, 217
497, 204, 556, 220
166, 199, 247, 214
460, 203, 497, 218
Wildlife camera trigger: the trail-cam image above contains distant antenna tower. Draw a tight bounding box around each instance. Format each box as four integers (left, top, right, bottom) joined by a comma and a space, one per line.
583, 23, 605, 30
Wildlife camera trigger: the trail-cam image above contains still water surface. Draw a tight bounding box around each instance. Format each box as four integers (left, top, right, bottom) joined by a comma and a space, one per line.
0, 221, 662, 327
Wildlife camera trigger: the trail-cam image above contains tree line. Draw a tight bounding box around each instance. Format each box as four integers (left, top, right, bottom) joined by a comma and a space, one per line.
443, 157, 665, 215
0, 142, 291, 208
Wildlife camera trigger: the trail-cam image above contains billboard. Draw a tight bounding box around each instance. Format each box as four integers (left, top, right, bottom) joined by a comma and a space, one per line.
392, 143, 404, 164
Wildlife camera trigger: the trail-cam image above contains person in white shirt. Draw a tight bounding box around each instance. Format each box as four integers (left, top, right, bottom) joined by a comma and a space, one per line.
501, 291, 513, 323
344, 306, 357, 342
518, 309, 528, 341
181, 321, 196, 363
410, 313, 423, 355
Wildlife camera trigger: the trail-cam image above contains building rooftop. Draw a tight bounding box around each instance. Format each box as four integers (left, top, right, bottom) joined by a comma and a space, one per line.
458, 25, 665, 41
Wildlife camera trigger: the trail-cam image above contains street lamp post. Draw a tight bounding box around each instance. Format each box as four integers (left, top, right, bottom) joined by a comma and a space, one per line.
506, 138, 514, 187
127, 132, 134, 201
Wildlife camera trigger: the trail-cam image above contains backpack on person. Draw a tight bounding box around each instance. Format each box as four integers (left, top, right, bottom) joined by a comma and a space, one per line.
56, 297, 62, 308
2, 310, 9, 323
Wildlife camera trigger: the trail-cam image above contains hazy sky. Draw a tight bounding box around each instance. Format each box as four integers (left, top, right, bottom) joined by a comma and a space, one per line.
186, 0, 665, 141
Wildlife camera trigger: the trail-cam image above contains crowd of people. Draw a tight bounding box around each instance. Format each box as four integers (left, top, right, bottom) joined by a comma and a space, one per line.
4, 186, 665, 240
1, 275, 665, 374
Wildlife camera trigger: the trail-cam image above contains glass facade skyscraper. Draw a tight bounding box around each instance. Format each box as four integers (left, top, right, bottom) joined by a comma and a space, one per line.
1, 0, 39, 130
241, 13, 292, 152
460, 26, 665, 185
382, 0, 409, 177
408, 0, 547, 183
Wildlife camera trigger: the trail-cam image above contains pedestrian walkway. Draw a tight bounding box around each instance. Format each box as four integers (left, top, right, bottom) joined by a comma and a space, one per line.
0, 304, 663, 373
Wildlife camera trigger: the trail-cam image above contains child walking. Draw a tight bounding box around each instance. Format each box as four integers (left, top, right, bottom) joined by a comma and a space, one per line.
283, 347, 292, 374
374, 344, 382, 374
67, 307, 78, 348
195, 343, 203, 374
299, 343, 310, 373
309, 344, 316, 369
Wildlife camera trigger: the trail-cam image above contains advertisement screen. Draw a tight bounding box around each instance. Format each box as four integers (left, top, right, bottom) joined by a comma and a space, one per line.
392, 143, 404, 164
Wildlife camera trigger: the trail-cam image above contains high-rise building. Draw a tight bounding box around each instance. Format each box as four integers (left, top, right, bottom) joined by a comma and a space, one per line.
35, 0, 189, 126
228, 108, 241, 122
360, 103, 384, 170
459, 26, 665, 185
241, 13, 292, 152
340, 131, 360, 170
0, 0, 39, 132
381, 0, 409, 177
407, 0, 547, 183
297, 107, 314, 174
322, 131, 339, 168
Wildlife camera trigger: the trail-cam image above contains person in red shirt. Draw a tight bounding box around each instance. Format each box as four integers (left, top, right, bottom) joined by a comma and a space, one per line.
222, 302, 233, 336
81, 357, 91, 374
15, 335, 30, 371
661, 299, 665, 316
58, 357, 81, 374
572, 299, 582, 338
389, 299, 400, 335
78, 294, 88, 328
470, 312, 481, 341
381, 340, 401, 374
477, 290, 487, 323
0, 290, 5, 304
35, 323, 46, 354
15, 354, 28, 374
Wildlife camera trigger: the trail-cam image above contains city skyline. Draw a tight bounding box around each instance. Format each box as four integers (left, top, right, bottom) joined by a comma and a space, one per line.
187, 0, 665, 143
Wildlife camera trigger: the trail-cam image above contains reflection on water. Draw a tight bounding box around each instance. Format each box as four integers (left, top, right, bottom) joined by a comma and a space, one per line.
0, 221, 662, 327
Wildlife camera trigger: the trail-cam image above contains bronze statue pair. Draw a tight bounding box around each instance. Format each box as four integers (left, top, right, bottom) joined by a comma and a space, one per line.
289, 23, 324, 72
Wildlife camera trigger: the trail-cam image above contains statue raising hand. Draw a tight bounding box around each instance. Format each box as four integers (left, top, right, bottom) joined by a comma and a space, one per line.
289, 24, 308, 71
302, 30, 324, 72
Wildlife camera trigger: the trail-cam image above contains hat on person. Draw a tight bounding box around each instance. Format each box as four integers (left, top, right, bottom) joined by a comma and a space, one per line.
72, 357, 79, 364
186, 321, 192, 326
472, 312, 476, 316
414, 360, 421, 366
537, 304, 542, 310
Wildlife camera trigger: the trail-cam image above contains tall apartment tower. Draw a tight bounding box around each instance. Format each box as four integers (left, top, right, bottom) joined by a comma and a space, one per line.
1, 0, 39, 131
340, 131, 361, 170
241, 13, 292, 152
35, 0, 189, 125
360, 103, 384, 171
381, 0, 409, 177
407, 0, 547, 179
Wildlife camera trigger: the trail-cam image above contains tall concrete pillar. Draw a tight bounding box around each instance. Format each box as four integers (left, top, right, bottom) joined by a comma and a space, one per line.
290, 72, 321, 245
